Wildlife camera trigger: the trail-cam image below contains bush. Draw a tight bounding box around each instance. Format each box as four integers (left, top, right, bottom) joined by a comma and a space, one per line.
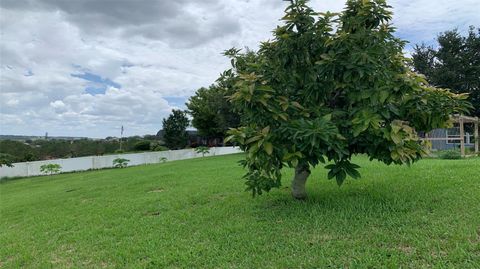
438, 150, 462, 160
113, 158, 130, 168
0, 153, 15, 167
152, 145, 168, 151
133, 140, 151, 151
23, 153, 37, 162
114, 149, 125, 154
40, 164, 62, 175
195, 146, 210, 157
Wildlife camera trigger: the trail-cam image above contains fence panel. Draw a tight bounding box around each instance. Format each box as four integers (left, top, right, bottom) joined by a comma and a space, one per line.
0, 147, 242, 178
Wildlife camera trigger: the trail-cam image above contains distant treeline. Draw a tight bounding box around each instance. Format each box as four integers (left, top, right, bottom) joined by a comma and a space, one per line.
0, 135, 167, 162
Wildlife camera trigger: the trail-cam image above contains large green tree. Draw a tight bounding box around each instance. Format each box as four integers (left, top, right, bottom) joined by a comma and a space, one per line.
225, 0, 470, 199
186, 83, 240, 139
412, 26, 480, 116
162, 109, 190, 149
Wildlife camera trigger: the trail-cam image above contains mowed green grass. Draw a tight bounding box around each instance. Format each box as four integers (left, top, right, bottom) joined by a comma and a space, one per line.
1, 154, 479, 268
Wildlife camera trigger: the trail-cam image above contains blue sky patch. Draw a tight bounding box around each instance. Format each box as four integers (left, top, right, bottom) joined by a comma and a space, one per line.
164, 96, 187, 108
85, 86, 107, 95
24, 69, 34, 76
71, 72, 121, 95
71, 72, 121, 88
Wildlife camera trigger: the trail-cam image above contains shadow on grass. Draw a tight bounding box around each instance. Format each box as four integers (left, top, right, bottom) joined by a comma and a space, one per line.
254, 183, 425, 222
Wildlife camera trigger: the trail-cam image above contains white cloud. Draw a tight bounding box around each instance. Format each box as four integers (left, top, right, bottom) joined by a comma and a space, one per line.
1, 0, 479, 137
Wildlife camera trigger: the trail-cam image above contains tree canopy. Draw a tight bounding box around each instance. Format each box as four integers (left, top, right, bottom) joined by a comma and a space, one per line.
225, 0, 471, 198
162, 109, 190, 150
186, 83, 240, 139
412, 26, 480, 116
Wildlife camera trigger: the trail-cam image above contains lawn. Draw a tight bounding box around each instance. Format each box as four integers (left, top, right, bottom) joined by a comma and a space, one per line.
1, 154, 479, 268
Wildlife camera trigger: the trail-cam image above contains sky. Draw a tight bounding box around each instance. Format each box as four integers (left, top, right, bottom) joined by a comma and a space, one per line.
1, 0, 479, 138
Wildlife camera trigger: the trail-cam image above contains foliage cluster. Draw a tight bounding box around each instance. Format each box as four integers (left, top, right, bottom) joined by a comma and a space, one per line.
162, 109, 190, 150
0, 153, 15, 167
0, 135, 165, 162
186, 82, 240, 139
151, 144, 169, 151
133, 140, 151, 151
195, 146, 210, 157
437, 150, 462, 160
113, 158, 130, 168
412, 26, 480, 117
39, 164, 62, 175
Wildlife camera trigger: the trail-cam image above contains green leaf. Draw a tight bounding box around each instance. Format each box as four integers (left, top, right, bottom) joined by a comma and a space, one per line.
379, 90, 389, 103
345, 166, 361, 179
264, 142, 273, 155
325, 164, 336, 169
261, 126, 270, 135
245, 135, 262, 144
291, 101, 304, 109
327, 169, 336, 179
390, 132, 402, 144
336, 170, 346, 186
224, 135, 235, 143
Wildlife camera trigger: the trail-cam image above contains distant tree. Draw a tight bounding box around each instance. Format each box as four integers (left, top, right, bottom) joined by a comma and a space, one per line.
23, 153, 36, 162
133, 140, 151, 151
186, 84, 240, 139
151, 143, 168, 151
0, 140, 35, 162
34, 140, 71, 159
0, 137, 165, 161
0, 153, 15, 167
412, 26, 480, 116
143, 134, 159, 140
162, 109, 190, 149
225, 0, 470, 198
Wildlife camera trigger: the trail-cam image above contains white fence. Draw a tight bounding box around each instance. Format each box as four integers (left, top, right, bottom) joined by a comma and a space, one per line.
0, 147, 242, 178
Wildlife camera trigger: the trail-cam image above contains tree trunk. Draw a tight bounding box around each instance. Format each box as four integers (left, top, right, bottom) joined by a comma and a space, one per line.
291, 164, 311, 199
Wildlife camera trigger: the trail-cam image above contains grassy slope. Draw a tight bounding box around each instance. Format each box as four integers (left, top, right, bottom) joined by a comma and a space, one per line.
1, 154, 479, 268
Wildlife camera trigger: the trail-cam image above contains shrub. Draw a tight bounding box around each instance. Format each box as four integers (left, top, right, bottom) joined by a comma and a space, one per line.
438, 150, 462, 160
23, 153, 37, 162
114, 149, 125, 154
159, 157, 168, 163
113, 158, 130, 168
152, 145, 168, 151
0, 153, 15, 167
133, 140, 151, 151
40, 164, 62, 175
195, 146, 210, 157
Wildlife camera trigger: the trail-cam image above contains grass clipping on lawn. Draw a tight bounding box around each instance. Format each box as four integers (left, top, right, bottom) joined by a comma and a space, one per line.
1, 154, 479, 268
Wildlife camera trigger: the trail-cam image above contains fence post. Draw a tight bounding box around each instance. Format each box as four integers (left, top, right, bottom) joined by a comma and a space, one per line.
475, 118, 479, 154
459, 117, 465, 157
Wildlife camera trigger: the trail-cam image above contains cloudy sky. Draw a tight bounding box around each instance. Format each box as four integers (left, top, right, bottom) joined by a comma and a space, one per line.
1, 0, 479, 138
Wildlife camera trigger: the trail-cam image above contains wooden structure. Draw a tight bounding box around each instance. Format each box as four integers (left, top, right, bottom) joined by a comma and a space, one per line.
422, 115, 479, 157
